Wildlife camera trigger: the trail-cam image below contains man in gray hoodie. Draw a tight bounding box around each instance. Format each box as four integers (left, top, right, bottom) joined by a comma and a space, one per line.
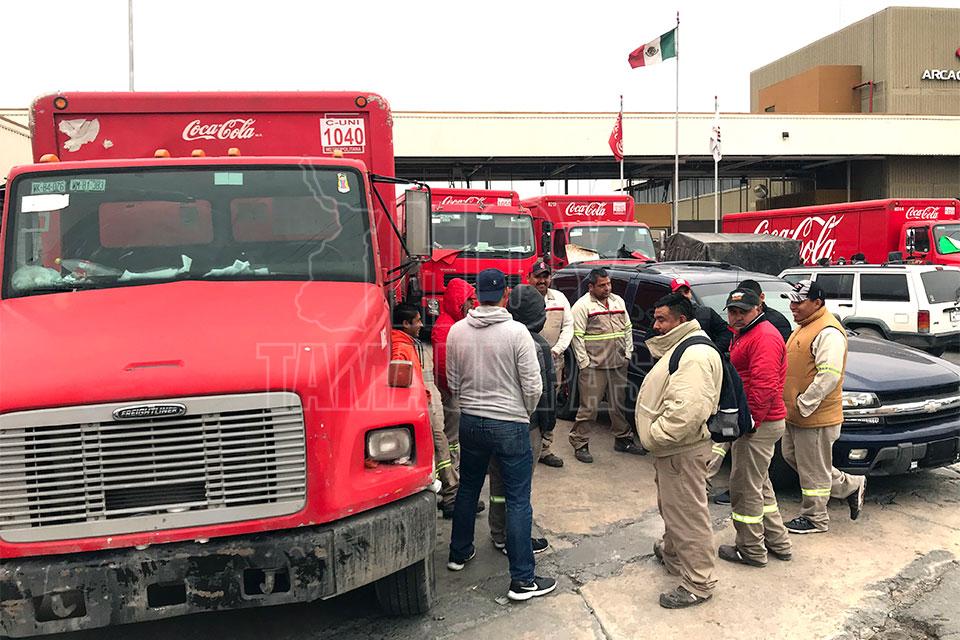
446, 269, 557, 602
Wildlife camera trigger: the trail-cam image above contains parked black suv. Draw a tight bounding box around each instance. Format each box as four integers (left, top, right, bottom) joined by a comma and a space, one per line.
552, 261, 960, 483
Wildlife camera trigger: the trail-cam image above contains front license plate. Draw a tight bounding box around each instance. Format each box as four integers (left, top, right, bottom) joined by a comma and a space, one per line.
950, 309, 960, 323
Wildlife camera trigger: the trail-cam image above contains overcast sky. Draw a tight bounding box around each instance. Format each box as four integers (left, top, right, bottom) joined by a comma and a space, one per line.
5, 0, 959, 114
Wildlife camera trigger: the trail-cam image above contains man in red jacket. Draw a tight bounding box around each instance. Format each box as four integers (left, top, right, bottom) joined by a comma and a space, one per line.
433, 278, 480, 518
718, 288, 793, 567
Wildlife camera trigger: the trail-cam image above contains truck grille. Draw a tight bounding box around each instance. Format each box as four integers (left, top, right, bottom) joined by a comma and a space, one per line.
0, 392, 307, 543
443, 273, 522, 288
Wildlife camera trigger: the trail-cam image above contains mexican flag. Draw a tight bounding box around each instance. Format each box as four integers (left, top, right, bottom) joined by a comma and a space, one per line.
628, 28, 677, 68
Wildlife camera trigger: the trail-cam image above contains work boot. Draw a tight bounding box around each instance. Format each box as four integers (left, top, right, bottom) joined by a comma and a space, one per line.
718, 544, 766, 568
712, 490, 731, 506
658, 586, 711, 609
785, 516, 826, 534
539, 453, 564, 468
766, 545, 793, 561
614, 438, 647, 455
847, 479, 866, 521
574, 446, 594, 464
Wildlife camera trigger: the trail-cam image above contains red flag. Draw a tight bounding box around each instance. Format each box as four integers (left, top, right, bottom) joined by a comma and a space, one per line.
609, 111, 623, 162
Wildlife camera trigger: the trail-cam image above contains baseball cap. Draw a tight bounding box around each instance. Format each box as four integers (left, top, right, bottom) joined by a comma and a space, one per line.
738, 279, 762, 295
782, 279, 826, 303
724, 288, 761, 311
670, 277, 691, 293
530, 260, 551, 275
476, 268, 508, 303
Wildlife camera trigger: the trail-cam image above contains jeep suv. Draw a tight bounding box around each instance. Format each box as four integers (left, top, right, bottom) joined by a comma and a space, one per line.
779, 264, 960, 356
552, 261, 960, 481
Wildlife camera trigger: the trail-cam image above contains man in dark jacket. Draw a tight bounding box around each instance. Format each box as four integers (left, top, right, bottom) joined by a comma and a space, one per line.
739, 280, 792, 342
671, 278, 732, 355
487, 284, 555, 555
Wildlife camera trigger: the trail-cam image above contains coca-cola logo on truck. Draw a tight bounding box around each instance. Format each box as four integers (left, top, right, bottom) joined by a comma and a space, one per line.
440, 196, 488, 205
753, 215, 844, 264
182, 118, 258, 141
565, 202, 609, 217
904, 206, 942, 220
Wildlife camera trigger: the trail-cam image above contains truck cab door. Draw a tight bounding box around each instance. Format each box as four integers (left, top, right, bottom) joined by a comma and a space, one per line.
552, 229, 568, 269
903, 224, 933, 262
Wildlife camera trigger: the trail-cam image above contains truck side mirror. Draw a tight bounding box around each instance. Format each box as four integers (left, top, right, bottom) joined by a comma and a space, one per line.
541, 221, 553, 257
905, 228, 917, 253
403, 189, 432, 259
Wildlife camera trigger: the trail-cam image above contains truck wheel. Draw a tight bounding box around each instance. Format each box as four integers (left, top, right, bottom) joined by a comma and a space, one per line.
374, 555, 435, 616
770, 442, 799, 491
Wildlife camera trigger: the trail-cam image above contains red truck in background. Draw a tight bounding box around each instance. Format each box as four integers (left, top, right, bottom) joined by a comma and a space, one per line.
398, 187, 537, 326
522, 194, 656, 270
0, 92, 438, 637
723, 198, 960, 267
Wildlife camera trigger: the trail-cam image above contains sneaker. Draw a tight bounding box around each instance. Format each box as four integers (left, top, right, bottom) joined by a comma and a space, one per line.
539, 453, 564, 468
614, 438, 647, 455
495, 538, 550, 555
574, 446, 594, 464
847, 479, 866, 521
446, 549, 476, 571
718, 544, 766, 568
659, 585, 712, 609
785, 516, 826, 534
507, 576, 558, 601
712, 490, 731, 506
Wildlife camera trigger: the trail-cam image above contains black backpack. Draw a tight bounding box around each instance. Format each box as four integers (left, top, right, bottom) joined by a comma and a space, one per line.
668, 336, 753, 443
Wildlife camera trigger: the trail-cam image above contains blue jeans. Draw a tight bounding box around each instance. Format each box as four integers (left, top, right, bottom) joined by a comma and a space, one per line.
449, 413, 534, 583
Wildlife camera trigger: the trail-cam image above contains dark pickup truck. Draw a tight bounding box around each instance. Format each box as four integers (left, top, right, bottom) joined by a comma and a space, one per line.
552, 261, 960, 482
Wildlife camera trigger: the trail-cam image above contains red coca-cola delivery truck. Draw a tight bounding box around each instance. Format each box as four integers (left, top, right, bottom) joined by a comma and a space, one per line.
723, 198, 960, 267
0, 92, 438, 636
398, 187, 537, 326
522, 194, 656, 270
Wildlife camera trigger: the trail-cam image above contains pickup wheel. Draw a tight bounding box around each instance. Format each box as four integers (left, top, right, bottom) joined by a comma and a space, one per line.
374, 555, 435, 616
770, 442, 799, 491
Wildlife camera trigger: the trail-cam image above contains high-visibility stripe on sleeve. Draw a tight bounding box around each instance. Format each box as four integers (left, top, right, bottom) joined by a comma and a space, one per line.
801, 487, 832, 497
816, 365, 843, 376
489, 496, 506, 504
448, 443, 460, 452
573, 331, 586, 337
731, 512, 764, 524
435, 459, 452, 472
582, 331, 628, 341
711, 445, 728, 457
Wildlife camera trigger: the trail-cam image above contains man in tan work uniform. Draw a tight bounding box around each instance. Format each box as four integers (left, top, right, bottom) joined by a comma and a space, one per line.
528, 259, 573, 468
570, 267, 646, 463
781, 280, 866, 534
637, 292, 722, 609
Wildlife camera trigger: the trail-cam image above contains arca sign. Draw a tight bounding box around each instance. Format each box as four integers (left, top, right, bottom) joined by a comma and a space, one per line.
921, 47, 960, 81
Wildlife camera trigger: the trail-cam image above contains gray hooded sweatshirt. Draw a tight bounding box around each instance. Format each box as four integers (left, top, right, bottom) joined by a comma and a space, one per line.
446, 305, 543, 424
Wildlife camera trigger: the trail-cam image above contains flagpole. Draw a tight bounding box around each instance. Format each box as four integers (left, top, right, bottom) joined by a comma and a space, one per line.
672, 11, 680, 236
619, 94, 625, 192
714, 95, 719, 233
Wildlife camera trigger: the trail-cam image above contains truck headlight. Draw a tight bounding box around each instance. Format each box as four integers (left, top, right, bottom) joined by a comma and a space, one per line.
366, 426, 413, 463
426, 299, 440, 317
842, 392, 879, 409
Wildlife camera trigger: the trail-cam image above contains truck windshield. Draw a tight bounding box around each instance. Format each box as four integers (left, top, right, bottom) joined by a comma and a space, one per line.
933, 224, 960, 255
568, 225, 656, 259
431, 212, 535, 258
5, 167, 375, 297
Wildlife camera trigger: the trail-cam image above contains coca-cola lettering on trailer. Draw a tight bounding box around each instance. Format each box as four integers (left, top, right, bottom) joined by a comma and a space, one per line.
564, 202, 609, 217
903, 206, 943, 221
753, 215, 844, 265
438, 195, 490, 206
182, 118, 259, 141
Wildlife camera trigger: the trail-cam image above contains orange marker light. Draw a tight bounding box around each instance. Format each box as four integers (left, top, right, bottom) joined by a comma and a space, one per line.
227, 147, 241, 156
154, 149, 171, 158
355, 96, 368, 108
53, 97, 68, 110
332, 149, 344, 158
39, 154, 60, 163
191, 149, 206, 157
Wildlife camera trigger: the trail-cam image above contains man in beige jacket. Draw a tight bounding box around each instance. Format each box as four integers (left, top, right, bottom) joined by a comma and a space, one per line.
636, 292, 723, 609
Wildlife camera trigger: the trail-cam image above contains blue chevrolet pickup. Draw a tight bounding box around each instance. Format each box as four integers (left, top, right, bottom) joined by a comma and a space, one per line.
552, 261, 960, 482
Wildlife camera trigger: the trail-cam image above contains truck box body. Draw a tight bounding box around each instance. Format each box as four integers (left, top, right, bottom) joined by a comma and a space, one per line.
522, 194, 655, 269
722, 198, 960, 267
398, 188, 536, 327
1, 93, 435, 635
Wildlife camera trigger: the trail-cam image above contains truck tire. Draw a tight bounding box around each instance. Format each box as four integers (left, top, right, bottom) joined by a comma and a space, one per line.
374, 555, 435, 616
769, 442, 799, 491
